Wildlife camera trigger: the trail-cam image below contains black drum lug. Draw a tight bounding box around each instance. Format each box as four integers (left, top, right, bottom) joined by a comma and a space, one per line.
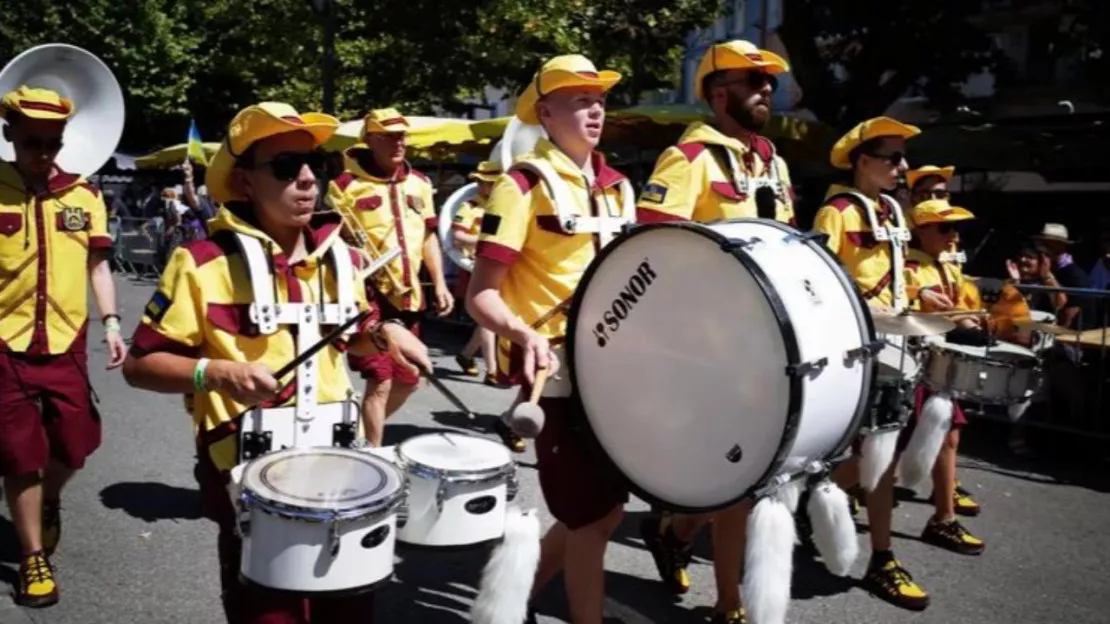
786, 357, 828, 378
845, 340, 884, 364
620, 222, 638, 236
720, 236, 761, 252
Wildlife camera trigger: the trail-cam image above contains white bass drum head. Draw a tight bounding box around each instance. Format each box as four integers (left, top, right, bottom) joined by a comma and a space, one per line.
568, 222, 797, 511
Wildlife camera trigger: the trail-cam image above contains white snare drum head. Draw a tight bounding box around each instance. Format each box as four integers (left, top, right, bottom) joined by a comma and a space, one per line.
398, 433, 510, 473
571, 223, 795, 510
241, 447, 402, 511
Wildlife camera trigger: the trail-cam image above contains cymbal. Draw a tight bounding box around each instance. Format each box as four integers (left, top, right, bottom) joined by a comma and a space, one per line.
1013, 319, 1081, 336
872, 311, 956, 336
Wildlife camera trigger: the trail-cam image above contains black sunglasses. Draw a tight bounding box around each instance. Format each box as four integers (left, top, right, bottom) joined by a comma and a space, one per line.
19, 136, 63, 152
252, 151, 328, 181
863, 150, 905, 166
937, 222, 961, 234
915, 189, 950, 200
718, 71, 779, 93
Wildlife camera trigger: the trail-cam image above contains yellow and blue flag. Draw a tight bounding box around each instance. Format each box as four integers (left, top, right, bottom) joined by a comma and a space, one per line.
186, 119, 209, 166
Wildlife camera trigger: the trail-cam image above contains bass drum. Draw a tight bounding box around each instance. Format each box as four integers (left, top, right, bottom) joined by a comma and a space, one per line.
567, 219, 875, 512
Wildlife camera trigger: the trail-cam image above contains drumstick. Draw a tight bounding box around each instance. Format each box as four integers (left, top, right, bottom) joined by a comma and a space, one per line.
508, 367, 549, 438
274, 310, 371, 380
420, 367, 477, 420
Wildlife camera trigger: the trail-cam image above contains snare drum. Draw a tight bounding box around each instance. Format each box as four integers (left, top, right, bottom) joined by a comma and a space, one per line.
1024, 310, 1057, 352
235, 447, 404, 594
923, 340, 1041, 404
567, 219, 874, 511
395, 433, 517, 547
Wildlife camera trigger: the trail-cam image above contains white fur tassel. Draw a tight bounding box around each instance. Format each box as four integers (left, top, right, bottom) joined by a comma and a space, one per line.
805, 479, 858, 577
898, 393, 953, 491
859, 428, 899, 493
470, 507, 541, 624
779, 478, 805, 515
742, 492, 796, 624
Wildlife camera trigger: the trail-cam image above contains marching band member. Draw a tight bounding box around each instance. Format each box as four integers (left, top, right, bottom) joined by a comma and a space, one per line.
903, 199, 987, 556
635, 39, 794, 624
121, 102, 430, 624
326, 108, 451, 447
0, 86, 126, 607
467, 54, 632, 624
906, 165, 984, 518
453, 161, 502, 386
812, 117, 932, 611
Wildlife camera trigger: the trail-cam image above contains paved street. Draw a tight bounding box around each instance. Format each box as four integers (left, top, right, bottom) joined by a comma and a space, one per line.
2, 276, 1109, 624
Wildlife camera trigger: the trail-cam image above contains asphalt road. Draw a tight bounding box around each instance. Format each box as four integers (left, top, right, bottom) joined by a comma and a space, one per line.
2, 277, 1108, 624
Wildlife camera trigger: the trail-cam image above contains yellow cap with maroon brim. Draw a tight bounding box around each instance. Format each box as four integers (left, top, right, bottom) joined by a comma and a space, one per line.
514, 55, 621, 125
830, 117, 921, 170
0, 86, 74, 121
206, 102, 339, 204
468, 160, 502, 183
907, 165, 956, 190
362, 108, 410, 136
694, 40, 790, 100
911, 199, 975, 228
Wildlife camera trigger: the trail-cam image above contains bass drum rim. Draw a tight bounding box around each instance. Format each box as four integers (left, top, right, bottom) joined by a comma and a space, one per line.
566, 219, 804, 513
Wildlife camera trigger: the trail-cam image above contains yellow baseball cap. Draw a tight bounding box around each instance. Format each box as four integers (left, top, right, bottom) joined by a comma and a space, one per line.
694, 40, 790, 100
911, 199, 975, 228
0, 86, 74, 121
468, 161, 502, 182
206, 102, 339, 204
362, 108, 409, 135
830, 117, 921, 170
514, 55, 621, 125
907, 165, 955, 190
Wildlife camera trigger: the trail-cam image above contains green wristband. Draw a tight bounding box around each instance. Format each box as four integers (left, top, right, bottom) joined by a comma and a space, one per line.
194, 358, 211, 392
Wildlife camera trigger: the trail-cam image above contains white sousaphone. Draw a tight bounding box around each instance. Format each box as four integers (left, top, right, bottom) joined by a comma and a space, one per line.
437, 117, 548, 273
0, 44, 126, 177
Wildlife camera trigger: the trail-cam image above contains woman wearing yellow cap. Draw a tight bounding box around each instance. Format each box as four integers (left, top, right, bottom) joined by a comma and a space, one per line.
122, 102, 429, 623
903, 199, 987, 556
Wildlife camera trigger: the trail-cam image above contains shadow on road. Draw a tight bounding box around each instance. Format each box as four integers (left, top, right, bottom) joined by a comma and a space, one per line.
959, 419, 1110, 493
374, 542, 488, 622
383, 424, 463, 447
431, 410, 498, 436
99, 482, 202, 523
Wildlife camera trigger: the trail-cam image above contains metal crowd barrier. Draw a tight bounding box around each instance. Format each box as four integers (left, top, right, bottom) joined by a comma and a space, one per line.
111, 216, 171, 278
979, 282, 1110, 441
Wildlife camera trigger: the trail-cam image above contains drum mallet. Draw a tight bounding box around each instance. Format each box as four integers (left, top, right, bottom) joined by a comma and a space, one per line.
508, 367, 549, 438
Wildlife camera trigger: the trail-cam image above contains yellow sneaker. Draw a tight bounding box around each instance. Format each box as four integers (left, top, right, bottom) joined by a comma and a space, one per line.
863, 553, 929, 611
639, 514, 692, 594
43, 498, 62, 556
922, 517, 986, 555
710, 609, 747, 624
954, 482, 982, 517
17, 551, 59, 608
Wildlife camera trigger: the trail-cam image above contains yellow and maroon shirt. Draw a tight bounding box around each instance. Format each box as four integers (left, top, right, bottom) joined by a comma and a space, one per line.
130, 208, 375, 471
452, 197, 485, 258
905, 248, 969, 311
477, 139, 630, 378
0, 161, 112, 355
636, 122, 795, 225
326, 148, 437, 313
812, 184, 904, 307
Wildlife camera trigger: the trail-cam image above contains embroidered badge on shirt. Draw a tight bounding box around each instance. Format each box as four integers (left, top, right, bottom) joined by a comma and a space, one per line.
144, 290, 173, 323
61, 207, 87, 231
480, 214, 502, 236
640, 183, 668, 205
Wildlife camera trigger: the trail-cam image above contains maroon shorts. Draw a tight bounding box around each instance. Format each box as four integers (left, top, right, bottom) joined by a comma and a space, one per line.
349, 306, 422, 384
534, 393, 628, 530
195, 446, 376, 624
0, 353, 101, 476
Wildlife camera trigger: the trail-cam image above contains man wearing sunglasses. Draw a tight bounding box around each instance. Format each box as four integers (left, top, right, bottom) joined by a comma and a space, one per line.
903, 199, 988, 558
326, 108, 448, 447
635, 39, 796, 624
813, 117, 933, 612
0, 86, 126, 607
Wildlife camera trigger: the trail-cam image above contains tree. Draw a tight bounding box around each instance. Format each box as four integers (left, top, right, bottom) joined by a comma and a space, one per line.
777, 0, 1003, 128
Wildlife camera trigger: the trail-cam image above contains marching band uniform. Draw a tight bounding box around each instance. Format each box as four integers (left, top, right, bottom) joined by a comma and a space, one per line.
124, 103, 412, 624
813, 117, 933, 612
326, 109, 440, 388
452, 161, 499, 378
634, 39, 795, 624
469, 54, 636, 623
0, 86, 124, 607
902, 200, 987, 556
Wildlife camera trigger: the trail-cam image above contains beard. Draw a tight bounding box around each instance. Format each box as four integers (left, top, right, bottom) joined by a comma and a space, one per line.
725, 92, 770, 132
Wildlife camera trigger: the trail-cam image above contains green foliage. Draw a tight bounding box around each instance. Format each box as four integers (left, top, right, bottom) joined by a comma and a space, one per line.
1, 0, 723, 152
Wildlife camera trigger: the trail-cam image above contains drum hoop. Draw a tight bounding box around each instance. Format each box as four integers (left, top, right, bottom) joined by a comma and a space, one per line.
565, 219, 805, 513
744, 218, 878, 461
241, 449, 405, 521
927, 344, 1039, 369
395, 435, 514, 484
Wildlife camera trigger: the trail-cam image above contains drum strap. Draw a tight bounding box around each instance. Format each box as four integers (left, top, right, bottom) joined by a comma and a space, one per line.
234, 233, 361, 422
514, 159, 634, 248
704, 143, 787, 204
835, 191, 909, 311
